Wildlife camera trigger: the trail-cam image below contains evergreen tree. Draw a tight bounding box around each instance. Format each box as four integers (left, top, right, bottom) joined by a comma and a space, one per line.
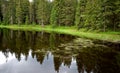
0, 0, 119, 31
29, 0, 36, 24
50, 0, 60, 27
0, 0, 2, 23
9, 0, 16, 24
115, 0, 120, 29
1, 0, 9, 24
100, 0, 120, 31
16, 0, 23, 24
75, 0, 87, 29
25, 15, 29, 24
59, 0, 77, 26
21, 0, 29, 24
84, 0, 101, 30
37, 0, 51, 26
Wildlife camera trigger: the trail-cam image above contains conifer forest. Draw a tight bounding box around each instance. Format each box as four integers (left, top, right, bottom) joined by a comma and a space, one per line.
0, 0, 120, 73
0, 0, 120, 31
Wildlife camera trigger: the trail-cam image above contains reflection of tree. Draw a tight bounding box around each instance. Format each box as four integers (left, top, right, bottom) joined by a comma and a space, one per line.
2, 29, 9, 49
53, 56, 62, 73
56, 34, 76, 46
116, 52, 120, 68
76, 56, 84, 73
76, 47, 120, 73
0, 29, 30, 61
49, 32, 56, 50
35, 52, 46, 64
28, 31, 37, 51
15, 31, 29, 61
49, 32, 76, 50
34, 32, 49, 50
76, 52, 96, 73
0, 29, 3, 50
63, 57, 72, 68
0, 29, 79, 72
0, 29, 120, 73
52, 50, 73, 72
30, 32, 50, 63
97, 52, 120, 73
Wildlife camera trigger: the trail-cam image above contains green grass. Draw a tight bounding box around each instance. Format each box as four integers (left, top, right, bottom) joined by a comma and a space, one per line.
0, 25, 120, 43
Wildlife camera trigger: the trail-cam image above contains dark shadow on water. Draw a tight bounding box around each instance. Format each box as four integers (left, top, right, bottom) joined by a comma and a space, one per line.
0, 28, 120, 73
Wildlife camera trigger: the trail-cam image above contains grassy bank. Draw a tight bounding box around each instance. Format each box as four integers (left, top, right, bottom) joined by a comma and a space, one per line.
0, 25, 120, 43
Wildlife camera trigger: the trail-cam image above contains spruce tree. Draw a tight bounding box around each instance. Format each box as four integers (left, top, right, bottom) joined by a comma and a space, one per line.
9, 0, 16, 24
37, 0, 51, 26
0, 0, 2, 23
1, 0, 9, 24
58, 0, 77, 26
75, 0, 87, 29
16, 0, 23, 24
21, 0, 29, 24
50, 0, 60, 27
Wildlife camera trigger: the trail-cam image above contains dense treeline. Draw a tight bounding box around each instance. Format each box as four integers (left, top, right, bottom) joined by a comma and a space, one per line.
0, 0, 120, 31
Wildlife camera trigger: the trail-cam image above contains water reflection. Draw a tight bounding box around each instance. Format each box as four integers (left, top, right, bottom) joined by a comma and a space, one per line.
0, 29, 120, 73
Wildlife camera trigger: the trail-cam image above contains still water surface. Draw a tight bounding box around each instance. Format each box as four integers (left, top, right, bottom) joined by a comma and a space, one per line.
0, 29, 120, 73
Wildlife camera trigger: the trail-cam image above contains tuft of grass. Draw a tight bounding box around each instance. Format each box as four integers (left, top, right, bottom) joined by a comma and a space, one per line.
0, 24, 120, 43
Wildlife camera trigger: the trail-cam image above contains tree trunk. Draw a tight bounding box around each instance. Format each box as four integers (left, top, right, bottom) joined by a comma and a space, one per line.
41, 19, 44, 27
104, 23, 106, 32
10, 16, 13, 24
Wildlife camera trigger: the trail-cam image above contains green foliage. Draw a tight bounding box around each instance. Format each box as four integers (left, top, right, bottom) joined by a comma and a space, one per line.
0, 0, 119, 31
0, 25, 120, 43
59, 0, 77, 26
50, 0, 60, 27
37, 0, 51, 26
16, 1, 23, 24
75, 0, 120, 31
75, 0, 87, 28
25, 15, 29, 25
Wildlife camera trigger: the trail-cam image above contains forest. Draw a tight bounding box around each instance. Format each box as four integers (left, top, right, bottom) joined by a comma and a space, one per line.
0, 0, 120, 32
0, 1, 120, 73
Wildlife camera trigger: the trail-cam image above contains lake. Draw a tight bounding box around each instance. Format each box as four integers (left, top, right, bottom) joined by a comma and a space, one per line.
0, 29, 120, 73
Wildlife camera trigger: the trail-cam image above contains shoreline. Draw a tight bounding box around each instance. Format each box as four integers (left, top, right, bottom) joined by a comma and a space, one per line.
0, 25, 120, 43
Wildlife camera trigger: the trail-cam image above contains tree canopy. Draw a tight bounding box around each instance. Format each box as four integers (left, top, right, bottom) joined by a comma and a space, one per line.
0, 0, 120, 31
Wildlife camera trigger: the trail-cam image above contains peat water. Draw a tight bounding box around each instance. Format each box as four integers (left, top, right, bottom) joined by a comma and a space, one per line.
0, 29, 120, 73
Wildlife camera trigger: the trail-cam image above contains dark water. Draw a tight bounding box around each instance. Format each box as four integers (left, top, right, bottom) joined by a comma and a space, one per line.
0, 29, 120, 73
